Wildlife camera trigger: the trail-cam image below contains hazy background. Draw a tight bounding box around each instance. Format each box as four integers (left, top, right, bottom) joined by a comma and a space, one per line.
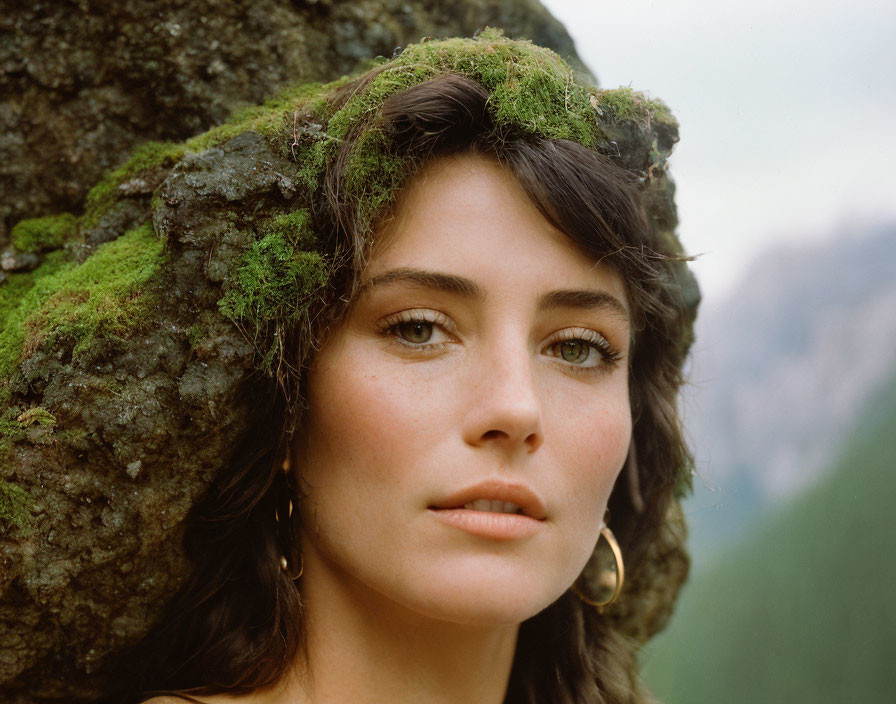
540, 0, 896, 700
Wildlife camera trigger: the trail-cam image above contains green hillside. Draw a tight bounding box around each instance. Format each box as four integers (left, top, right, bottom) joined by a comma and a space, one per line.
642, 374, 896, 703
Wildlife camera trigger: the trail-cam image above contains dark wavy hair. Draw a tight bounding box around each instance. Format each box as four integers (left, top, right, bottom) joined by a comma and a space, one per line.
123, 59, 695, 704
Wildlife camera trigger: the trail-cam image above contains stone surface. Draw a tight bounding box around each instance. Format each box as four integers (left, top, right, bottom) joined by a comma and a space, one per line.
0, 0, 586, 248
0, 127, 313, 701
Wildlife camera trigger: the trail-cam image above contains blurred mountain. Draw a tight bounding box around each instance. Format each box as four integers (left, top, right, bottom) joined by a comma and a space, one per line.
683, 221, 896, 559
642, 370, 896, 703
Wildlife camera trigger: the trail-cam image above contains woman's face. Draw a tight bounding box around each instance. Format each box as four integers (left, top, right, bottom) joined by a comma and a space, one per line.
293, 154, 632, 626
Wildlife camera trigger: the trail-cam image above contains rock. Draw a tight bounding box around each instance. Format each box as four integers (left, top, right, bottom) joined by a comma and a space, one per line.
0, 249, 40, 272
0, 97, 303, 704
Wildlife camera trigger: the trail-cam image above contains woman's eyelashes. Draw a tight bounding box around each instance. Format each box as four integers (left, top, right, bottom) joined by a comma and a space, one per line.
543, 327, 622, 374
379, 309, 456, 350
379, 310, 622, 372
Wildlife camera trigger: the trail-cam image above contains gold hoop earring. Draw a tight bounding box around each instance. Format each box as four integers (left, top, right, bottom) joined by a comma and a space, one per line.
571, 524, 624, 610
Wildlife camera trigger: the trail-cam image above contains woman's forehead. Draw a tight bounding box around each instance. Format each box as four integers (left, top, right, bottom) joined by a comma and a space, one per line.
364, 153, 629, 310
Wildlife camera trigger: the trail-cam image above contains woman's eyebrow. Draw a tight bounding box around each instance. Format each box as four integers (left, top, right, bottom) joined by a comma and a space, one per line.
360, 268, 628, 320
359, 268, 485, 300
538, 289, 630, 321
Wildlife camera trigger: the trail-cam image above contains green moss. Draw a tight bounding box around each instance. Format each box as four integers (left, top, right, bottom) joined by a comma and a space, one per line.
591, 87, 677, 127
83, 141, 185, 229
371, 30, 596, 141
341, 131, 407, 222
0, 250, 70, 324
185, 80, 334, 155
0, 479, 34, 533
218, 229, 329, 326
10, 214, 79, 254
0, 250, 74, 378
218, 225, 329, 372
261, 210, 317, 249
0, 223, 166, 376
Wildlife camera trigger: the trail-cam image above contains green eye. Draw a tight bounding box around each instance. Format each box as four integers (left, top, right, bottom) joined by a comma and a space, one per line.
560, 340, 591, 364
397, 322, 433, 344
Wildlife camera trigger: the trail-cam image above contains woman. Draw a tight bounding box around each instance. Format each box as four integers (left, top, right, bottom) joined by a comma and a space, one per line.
129, 30, 696, 704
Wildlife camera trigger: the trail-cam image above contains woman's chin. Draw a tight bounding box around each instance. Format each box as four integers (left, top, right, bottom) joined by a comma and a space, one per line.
399, 575, 565, 628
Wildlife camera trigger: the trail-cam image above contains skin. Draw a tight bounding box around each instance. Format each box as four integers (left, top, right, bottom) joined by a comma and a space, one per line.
147, 153, 632, 704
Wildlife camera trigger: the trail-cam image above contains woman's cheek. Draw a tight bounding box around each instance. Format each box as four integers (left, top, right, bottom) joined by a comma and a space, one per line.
551, 379, 631, 481
304, 348, 452, 488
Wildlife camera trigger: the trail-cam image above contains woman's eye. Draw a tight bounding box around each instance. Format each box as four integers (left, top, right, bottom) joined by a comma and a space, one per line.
545, 329, 621, 371
559, 340, 592, 364
379, 309, 453, 348
395, 321, 434, 344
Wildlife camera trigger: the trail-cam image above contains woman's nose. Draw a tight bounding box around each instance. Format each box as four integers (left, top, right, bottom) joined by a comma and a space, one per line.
461, 340, 544, 454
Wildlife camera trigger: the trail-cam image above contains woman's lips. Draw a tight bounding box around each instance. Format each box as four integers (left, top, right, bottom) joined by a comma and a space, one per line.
428, 479, 547, 540
428, 508, 543, 540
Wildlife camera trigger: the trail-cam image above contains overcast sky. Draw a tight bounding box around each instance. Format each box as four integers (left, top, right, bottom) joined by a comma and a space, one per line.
540, 0, 896, 301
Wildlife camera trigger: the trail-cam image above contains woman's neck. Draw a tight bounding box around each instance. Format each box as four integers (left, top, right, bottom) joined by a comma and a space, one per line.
274, 557, 520, 704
